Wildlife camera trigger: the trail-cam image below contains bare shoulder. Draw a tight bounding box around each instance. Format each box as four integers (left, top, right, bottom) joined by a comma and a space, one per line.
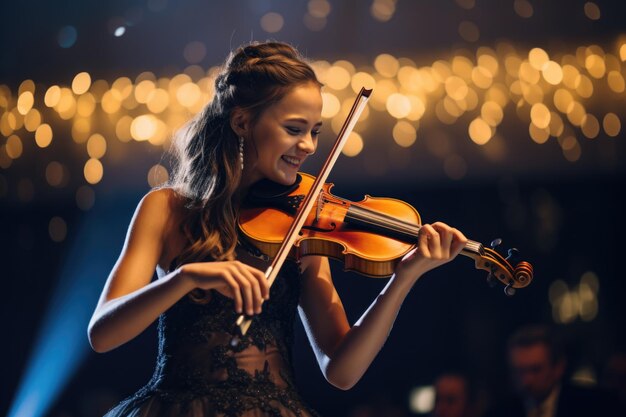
140, 187, 185, 212
138, 187, 190, 271
135, 187, 188, 226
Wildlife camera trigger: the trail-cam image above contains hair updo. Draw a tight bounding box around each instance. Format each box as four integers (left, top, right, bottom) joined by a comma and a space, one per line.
167, 41, 321, 263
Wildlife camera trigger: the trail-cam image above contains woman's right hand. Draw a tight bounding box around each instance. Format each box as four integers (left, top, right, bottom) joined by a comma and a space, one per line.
178, 261, 269, 316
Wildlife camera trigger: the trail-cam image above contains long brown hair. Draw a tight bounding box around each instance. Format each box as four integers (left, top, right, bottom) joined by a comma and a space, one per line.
167, 41, 321, 265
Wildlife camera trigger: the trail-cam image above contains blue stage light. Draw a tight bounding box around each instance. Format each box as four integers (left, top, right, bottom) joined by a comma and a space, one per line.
7, 199, 136, 417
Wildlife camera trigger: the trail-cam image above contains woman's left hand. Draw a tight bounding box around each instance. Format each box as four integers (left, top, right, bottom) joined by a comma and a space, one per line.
393, 221, 467, 282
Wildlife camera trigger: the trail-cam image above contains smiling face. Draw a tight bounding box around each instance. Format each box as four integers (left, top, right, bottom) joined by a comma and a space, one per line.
237, 81, 323, 187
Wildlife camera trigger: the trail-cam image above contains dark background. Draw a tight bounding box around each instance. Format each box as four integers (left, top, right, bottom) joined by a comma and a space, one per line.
2, 1, 626, 416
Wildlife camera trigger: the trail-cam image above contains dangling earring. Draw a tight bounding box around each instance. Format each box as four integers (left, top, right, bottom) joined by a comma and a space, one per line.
239, 136, 244, 171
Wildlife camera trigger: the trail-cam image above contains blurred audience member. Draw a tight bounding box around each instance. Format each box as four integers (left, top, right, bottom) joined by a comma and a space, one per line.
432, 372, 479, 417
601, 351, 626, 408
485, 324, 623, 417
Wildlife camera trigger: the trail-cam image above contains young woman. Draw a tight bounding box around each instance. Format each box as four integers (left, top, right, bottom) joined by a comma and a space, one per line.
88, 41, 467, 417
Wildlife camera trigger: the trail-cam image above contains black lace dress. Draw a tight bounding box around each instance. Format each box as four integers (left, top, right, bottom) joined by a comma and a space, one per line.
104, 258, 320, 417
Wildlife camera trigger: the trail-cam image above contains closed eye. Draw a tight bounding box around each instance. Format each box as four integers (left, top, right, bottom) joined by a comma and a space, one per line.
286, 126, 301, 135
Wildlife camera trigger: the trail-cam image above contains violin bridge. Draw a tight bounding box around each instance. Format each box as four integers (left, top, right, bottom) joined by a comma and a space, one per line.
315, 192, 325, 223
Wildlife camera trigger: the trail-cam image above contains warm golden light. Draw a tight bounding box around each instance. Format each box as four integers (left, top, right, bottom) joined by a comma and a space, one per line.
392, 120, 417, 147
72, 118, 92, 143
370, 0, 396, 22
531, 103, 551, 129
445, 76, 468, 101
386, 93, 411, 119
35, 124, 53, 147
6, 134, 23, 159
585, 54, 606, 79
131, 115, 158, 141
576, 74, 593, 98
72, 72, 92, 95
519, 61, 540, 84
561, 135, 581, 162
325, 66, 351, 90
115, 115, 133, 142
308, 0, 332, 18
101, 90, 121, 113
147, 164, 169, 187
528, 48, 549, 70
566, 101, 586, 126
176, 82, 202, 108
87, 133, 107, 159
468, 117, 492, 144
374, 54, 400, 78
112, 77, 133, 100
146, 88, 170, 113
549, 112, 564, 137
541, 61, 563, 85
401, 95, 423, 121
351, 72, 376, 94
135, 79, 156, 103
607, 71, 625, 93
45, 85, 61, 107
260, 12, 284, 33
485, 84, 509, 107
584, 2, 601, 20
77, 93, 96, 117
529, 123, 550, 144
17, 91, 34, 115
471, 66, 493, 89
481, 101, 503, 126
24, 109, 42, 132
451, 56, 473, 81
553, 89, 574, 113
477, 50, 499, 75
561, 64, 580, 89
342, 132, 364, 157
581, 114, 600, 139
84, 158, 104, 184
56, 88, 77, 119
603, 113, 621, 137
513, 0, 533, 18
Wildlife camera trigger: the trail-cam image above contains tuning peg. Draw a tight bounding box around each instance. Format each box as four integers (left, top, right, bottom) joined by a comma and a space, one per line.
504, 283, 516, 297
490, 238, 502, 249
486, 273, 497, 288
506, 248, 519, 261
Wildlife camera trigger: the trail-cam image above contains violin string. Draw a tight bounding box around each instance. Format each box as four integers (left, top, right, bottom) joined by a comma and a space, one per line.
324, 198, 483, 254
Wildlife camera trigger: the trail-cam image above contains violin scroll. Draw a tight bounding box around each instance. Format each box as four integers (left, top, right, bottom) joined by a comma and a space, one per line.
466, 241, 534, 296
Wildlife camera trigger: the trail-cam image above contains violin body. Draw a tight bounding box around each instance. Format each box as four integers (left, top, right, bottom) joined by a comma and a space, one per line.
240, 173, 420, 277
238, 173, 533, 290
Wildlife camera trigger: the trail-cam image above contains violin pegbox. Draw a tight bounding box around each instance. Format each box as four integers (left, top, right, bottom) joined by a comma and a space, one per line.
467, 238, 534, 296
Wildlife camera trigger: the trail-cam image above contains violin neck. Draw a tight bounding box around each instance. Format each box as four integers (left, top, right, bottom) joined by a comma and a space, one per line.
345, 204, 484, 260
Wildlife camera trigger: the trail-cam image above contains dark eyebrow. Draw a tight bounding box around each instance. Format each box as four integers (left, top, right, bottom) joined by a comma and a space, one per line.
285, 117, 323, 127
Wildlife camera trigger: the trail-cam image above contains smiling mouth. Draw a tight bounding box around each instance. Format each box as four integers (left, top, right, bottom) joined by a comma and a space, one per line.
281, 156, 301, 167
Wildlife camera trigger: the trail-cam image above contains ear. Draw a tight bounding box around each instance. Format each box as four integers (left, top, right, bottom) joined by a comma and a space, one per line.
230, 107, 251, 138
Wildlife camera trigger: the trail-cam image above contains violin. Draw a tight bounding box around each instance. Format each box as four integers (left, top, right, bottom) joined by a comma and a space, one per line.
238, 172, 534, 294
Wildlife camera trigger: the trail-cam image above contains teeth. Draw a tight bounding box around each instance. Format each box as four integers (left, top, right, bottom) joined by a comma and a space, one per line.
282, 156, 300, 165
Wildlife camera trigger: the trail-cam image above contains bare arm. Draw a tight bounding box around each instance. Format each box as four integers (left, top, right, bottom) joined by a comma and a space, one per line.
88, 189, 268, 353
298, 222, 467, 390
